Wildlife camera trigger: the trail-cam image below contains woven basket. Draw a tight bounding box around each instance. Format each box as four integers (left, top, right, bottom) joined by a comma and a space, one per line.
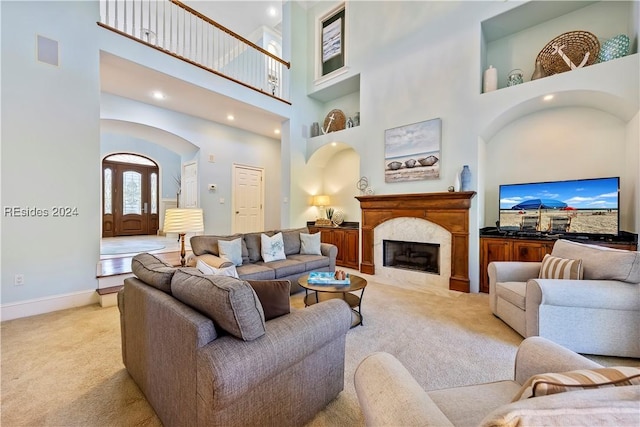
536, 31, 600, 76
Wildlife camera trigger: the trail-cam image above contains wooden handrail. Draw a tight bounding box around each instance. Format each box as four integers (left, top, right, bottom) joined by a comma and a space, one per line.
97, 22, 292, 105
170, 0, 290, 69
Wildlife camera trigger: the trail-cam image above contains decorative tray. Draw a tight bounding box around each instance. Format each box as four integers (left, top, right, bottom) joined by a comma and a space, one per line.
307, 271, 350, 285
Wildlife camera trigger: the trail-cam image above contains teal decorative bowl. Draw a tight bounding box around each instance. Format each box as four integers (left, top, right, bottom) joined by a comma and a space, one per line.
597, 34, 630, 62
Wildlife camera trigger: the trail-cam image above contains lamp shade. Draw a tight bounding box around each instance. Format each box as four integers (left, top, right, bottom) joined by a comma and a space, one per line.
312, 195, 330, 207
163, 208, 204, 233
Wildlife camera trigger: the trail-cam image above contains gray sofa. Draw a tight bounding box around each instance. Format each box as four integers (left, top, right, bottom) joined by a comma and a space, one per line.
118, 253, 352, 427
187, 227, 337, 293
489, 239, 640, 357
355, 336, 640, 426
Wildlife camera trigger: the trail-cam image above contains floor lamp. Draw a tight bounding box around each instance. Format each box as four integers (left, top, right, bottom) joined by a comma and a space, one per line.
163, 208, 204, 267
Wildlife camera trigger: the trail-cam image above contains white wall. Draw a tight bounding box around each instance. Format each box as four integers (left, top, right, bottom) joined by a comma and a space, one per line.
289, 1, 639, 293
1, 1, 101, 310
484, 107, 629, 229
101, 94, 283, 234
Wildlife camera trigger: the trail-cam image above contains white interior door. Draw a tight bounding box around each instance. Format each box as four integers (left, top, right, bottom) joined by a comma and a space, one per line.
232, 164, 264, 233
182, 161, 198, 208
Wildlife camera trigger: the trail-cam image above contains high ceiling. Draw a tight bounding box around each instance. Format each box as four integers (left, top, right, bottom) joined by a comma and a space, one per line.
100, 0, 287, 139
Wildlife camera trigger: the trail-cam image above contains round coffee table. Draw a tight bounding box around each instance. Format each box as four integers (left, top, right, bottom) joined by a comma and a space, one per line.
298, 273, 367, 328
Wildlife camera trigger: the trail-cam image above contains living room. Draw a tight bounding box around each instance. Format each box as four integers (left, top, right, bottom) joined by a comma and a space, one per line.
2, 0, 638, 319
1, 0, 639, 424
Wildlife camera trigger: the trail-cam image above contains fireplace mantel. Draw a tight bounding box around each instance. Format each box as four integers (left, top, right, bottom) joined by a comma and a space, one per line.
356, 191, 476, 292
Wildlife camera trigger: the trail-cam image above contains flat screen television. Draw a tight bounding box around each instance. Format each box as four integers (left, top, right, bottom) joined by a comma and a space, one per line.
498, 177, 620, 236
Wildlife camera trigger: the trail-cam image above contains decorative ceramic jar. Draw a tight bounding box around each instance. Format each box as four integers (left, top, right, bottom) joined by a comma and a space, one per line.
311, 122, 320, 137
507, 69, 524, 87
597, 34, 630, 63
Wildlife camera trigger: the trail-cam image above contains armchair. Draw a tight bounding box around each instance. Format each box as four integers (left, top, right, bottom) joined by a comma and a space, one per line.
489, 239, 640, 357
354, 337, 639, 427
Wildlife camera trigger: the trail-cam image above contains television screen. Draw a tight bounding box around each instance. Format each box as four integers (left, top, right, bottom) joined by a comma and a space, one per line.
499, 177, 620, 235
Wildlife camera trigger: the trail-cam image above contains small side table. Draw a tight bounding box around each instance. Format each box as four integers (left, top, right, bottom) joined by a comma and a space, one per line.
298, 274, 367, 328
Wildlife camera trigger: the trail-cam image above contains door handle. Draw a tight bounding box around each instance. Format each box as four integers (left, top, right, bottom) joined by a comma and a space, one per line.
143, 202, 148, 214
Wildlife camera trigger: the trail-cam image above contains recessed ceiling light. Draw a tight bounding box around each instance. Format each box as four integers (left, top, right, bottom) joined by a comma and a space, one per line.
331, 142, 337, 147
268, 6, 277, 17
274, 129, 280, 134
543, 94, 554, 101
227, 114, 235, 121
152, 91, 165, 100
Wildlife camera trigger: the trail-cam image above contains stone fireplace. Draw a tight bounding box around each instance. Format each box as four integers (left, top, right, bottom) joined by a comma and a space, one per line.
356, 192, 475, 292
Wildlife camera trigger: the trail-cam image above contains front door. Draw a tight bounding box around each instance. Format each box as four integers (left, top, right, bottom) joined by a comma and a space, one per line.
102, 155, 159, 237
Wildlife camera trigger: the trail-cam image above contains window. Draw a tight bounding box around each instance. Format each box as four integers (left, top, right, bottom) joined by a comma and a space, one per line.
150, 172, 158, 214
123, 171, 142, 215
104, 168, 112, 214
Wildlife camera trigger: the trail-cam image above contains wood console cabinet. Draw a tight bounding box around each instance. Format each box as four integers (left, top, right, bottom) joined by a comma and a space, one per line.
479, 236, 637, 293
308, 226, 359, 269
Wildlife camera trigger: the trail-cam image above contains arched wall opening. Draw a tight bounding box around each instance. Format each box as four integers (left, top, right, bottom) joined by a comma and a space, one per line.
305, 142, 361, 224
479, 90, 638, 234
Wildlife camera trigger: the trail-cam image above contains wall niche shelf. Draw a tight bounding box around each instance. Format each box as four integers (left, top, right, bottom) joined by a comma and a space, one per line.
480, 1, 638, 94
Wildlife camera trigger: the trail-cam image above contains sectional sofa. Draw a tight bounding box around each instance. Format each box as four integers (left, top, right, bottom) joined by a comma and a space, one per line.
187, 227, 337, 293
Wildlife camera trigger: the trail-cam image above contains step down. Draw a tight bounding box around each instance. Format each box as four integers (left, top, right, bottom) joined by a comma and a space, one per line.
96, 285, 123, 308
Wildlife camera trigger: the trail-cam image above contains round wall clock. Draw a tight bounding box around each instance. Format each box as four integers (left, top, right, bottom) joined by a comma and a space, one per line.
323, 109, 346, 133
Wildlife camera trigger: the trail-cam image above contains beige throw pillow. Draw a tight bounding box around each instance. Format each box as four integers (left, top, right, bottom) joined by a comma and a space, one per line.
300, 232, 322, 255
539, 254, 583, 280
512, 366, 640, 401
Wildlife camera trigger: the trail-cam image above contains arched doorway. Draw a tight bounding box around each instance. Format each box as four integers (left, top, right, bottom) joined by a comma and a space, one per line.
102, 153, 159, 237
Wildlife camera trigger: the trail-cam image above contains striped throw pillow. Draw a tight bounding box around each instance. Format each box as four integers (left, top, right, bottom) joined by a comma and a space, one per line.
538, 254, 583, 279
513, 367, 640, 401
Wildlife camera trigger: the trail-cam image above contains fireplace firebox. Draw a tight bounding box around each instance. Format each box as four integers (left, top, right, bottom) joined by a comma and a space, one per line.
383, 239, 440, 274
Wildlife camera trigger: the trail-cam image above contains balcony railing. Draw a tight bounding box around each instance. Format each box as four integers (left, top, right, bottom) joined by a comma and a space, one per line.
99, 0, 290, 103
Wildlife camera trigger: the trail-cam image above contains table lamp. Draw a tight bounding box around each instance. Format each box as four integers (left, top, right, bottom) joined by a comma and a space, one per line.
312, 195, 330, 217
163, 208, 204, 266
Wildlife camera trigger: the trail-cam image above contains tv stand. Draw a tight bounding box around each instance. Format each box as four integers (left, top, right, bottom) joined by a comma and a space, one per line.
479, 229, 637, 293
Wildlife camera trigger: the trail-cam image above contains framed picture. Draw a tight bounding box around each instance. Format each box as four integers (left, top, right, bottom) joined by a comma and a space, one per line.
320, 6, 345, 76
384, 118, 441, 183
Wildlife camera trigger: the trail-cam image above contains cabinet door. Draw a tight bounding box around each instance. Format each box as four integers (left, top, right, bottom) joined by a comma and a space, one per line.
342, 229, 359, 269
480, 238, 511, 293
513, 240, 552, 262
333, 229, 346, 265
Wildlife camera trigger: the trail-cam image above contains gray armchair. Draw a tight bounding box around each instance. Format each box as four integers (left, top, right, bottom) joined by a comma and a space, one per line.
489, 239, 640, 357
354, 337, 639, 427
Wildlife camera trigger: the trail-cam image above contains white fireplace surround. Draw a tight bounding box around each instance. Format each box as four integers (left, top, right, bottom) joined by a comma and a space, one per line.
373, 217, 451, 292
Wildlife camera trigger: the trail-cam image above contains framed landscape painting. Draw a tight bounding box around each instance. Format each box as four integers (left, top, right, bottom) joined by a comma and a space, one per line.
384, 118, 441, 183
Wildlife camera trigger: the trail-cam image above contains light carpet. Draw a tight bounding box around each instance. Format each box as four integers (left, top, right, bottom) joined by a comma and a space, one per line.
2, 279, 638, 426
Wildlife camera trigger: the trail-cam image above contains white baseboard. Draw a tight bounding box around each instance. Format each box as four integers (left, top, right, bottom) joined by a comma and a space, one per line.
1, 290, 100, 322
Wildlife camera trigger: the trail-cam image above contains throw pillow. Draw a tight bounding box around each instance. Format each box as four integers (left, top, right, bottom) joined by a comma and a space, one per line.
171, 269, 266, 341
196, 259, 240, 278
512, 366, 640, 401
261, 232, 286, 262
247, 280, 291, 320
131, 252, 176, 293
218, 238, 243, 266
539, 254, 583, 280
300, 232, 322, 255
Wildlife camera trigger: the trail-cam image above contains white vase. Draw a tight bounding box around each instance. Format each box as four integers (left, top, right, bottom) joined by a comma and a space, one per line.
454, 171, 461, 192
483, 65, 497, 93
